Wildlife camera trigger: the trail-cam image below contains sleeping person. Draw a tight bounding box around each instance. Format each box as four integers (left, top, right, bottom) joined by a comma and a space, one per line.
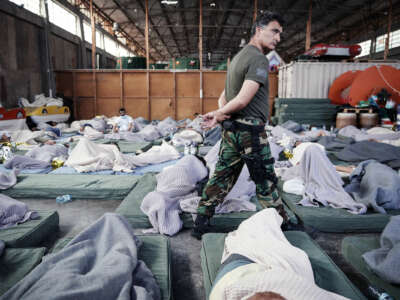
210, 209, 348, 300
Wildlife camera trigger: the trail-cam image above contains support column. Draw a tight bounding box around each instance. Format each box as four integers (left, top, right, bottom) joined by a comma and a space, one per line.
145, 0, 149, 69
199, 0, 203, 70
43, 0, 55, 97
90, 0, 96, 69
305, 0, 312, 51
384, 0, 392, 60
253, 0, 257, 22
78, 14, 87, 68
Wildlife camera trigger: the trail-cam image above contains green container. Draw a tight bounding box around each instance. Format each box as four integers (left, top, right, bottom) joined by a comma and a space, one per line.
213, 60, 228, 71
169, 57, 199, 69
116, 56, 146, 69
150, 63, 168, 70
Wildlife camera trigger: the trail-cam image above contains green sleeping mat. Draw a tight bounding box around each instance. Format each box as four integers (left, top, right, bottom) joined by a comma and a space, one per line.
116, 173, 297, 230
3, 174, 140, 200
51, 235, 172, 300
117, 141, 153, 153
342, 236, 400, 299
201, 232, 366, 300
280, 184, 400, 233
0, 247, 46, 296
0, 210, 59, 248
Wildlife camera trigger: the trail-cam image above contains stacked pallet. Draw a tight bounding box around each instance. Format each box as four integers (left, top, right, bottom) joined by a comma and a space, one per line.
272, 98, 339, 127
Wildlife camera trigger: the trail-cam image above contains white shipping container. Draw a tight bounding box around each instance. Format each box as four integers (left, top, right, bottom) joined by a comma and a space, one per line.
278, 61, 400, 99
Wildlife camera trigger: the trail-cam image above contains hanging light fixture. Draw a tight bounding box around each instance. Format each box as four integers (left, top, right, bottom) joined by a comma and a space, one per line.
112, 22, 119, 32
161, 0, 178, 5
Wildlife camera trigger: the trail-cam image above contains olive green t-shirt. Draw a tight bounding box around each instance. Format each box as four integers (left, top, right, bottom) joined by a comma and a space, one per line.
225, 44, 269, 122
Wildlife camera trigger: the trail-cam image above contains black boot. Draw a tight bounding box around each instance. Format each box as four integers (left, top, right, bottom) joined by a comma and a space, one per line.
191, 214, 211, 240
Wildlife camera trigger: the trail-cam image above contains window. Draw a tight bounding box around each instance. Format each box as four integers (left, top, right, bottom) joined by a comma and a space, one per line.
48, 0, 78, 35
104, 36, 119, 57
356, 40, 371, 58
96, 30, 104, 49
376, 34, 386, 53
83, 22, 92, 43
389, 29, 400, 49
8, 0, 42, 16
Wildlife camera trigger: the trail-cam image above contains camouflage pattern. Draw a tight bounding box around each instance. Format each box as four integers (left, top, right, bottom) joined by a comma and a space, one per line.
197, 118, 282, 217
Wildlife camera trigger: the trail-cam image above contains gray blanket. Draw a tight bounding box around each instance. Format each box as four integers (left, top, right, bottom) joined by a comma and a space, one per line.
363, 216, 400, 284
281, 120, 303, 133
4, 155, 50, 170
335, 140, 400, 168
0, 169, 18, 190
317, 135, 355, 152
25, 144, 68, 163
282, 144, 367, 214
203, 126, 222, 146
1, 213, 161, 300
0, 194, 38, 229
345, 160, 400, 214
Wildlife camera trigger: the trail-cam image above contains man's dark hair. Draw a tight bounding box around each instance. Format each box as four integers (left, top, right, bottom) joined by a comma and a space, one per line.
251, 11, 285, 36
119, 107, 126, 112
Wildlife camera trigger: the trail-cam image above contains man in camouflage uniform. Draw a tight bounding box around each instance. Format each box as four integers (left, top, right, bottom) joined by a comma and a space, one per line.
192, 11, 286, 239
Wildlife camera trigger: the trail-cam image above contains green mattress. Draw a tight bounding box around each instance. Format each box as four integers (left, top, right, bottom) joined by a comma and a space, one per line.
70, 139, 152, 154
0, 247, 46, 296
0, 210, 59, 248
201, 232, 366, 300
116, 173, 296, 230
342, 236, 400, 299
3, 174, 140, 200
117, 141, 152, 153
51, 235, 172, 300
280, 184, 400, 233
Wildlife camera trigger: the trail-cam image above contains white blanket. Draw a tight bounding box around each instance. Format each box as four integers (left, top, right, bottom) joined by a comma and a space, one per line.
10, 130, 45, 145
211, 209, 348, 300
296, 144, 367, 214
141, 155, 208, 235
65, 138, 180, 173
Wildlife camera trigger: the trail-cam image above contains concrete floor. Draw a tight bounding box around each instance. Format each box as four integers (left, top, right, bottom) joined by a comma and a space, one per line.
21, 198, 374, 300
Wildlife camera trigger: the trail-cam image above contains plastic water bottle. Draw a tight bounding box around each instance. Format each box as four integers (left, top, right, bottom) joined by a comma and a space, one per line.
367, 285, 394, 300
184, 142, 190, 155
190, 142, 197, 155
56, 194, 72, 204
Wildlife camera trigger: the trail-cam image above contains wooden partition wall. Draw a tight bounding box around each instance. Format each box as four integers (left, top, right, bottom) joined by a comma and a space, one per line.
55, 70, 225, 120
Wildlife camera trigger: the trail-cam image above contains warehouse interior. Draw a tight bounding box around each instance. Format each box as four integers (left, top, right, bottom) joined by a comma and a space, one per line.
1, 0, 400, 299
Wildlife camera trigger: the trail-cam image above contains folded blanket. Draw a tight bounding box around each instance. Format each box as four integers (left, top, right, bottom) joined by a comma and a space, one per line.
0, 213, 161, 300
0, 194, 38, 229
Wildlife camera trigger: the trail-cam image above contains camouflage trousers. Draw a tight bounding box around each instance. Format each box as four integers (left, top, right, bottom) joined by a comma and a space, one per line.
197, 118, 282, 217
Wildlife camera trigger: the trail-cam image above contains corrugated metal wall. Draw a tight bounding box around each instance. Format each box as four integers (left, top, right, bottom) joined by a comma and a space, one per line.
278, 62, 400, 98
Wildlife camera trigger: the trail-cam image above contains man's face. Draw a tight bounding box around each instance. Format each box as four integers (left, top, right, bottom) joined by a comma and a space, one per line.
257, 20, 283, 51
119, 110, 126, 116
